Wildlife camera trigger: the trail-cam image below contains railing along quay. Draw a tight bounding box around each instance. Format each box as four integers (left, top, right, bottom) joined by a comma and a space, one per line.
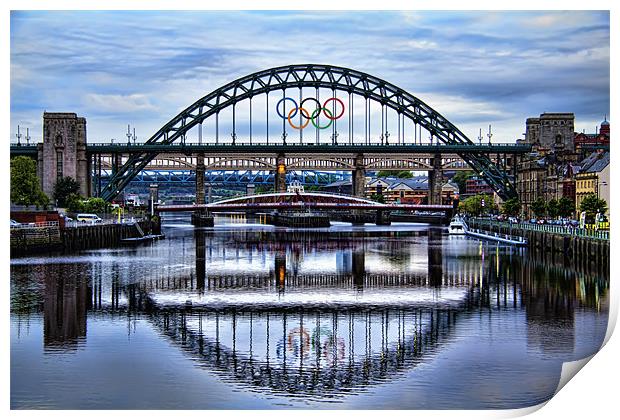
467, 217, 609, 275
471, 218, 609, 240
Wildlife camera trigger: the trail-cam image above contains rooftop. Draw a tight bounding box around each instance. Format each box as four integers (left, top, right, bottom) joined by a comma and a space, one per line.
579, 151, 609, 173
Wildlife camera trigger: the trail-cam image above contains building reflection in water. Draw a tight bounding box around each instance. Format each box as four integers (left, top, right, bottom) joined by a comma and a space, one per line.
10, 228, 609, 398
42, 265, 90, 351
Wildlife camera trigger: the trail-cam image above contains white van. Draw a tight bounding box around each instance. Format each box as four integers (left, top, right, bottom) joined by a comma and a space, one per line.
76, 213, 102, 224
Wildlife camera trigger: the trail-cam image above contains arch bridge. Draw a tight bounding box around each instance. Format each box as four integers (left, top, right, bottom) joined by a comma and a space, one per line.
154, 191, 454, 213
87, 64, 529, 202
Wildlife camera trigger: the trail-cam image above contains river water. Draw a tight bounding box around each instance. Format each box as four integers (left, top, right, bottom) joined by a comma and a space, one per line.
10, 215, 609, 409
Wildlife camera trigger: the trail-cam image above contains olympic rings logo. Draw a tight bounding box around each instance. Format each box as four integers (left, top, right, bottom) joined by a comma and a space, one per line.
276, 97, 345, 130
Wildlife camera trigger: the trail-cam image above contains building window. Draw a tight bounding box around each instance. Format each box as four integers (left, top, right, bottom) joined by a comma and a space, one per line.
56, 151, 63, 180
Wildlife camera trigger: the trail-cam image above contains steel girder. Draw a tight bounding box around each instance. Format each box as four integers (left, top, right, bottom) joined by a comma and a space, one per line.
97, 169, 347, 187
100, 64, 517, 201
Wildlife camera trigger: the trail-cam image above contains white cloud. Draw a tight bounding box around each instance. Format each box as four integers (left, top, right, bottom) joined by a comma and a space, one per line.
9, 11, 610, 144
420, 92, 507, 120
404, 40, 438, 50
84, 93, 157, 113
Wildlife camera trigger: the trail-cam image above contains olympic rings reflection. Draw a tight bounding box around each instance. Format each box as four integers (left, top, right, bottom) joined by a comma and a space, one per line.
276, 96, 345, 130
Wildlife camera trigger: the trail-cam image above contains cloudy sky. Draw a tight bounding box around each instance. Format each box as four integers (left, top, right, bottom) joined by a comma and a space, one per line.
10, 10, 610, 145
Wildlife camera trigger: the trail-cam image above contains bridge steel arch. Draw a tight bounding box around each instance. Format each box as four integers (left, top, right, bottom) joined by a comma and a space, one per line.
100, 64, 517, 201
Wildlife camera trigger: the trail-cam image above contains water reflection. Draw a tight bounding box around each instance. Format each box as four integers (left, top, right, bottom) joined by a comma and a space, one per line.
10, 225, 610, 407
152, 308, 458, 399
43, 273, 89, 351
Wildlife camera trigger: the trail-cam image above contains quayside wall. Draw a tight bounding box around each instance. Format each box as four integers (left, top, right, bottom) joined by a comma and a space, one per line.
468, 219, 609, 274
10, 219, 161, 256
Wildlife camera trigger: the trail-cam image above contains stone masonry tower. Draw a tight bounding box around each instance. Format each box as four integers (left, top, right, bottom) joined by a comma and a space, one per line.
525, 113, 575, 152
38, 112, 90, 199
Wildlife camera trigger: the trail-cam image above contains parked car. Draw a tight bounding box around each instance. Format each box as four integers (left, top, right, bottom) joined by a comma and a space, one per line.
529, 218, 537, 224
10, 219, 20, 227
508, 217, 519, 224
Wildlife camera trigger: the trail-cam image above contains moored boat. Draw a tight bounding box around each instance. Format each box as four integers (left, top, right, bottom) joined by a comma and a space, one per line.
448, 216, 467, 235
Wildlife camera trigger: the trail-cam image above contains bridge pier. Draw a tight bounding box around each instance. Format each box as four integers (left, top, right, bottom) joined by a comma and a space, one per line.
428, 153, 443, 205
352, 153, 366, 198
375, 210, 391, 225
112, 152, 120, 177
196, 153, 205, 205
192, 152, 213, 227
275, 153, 287, 193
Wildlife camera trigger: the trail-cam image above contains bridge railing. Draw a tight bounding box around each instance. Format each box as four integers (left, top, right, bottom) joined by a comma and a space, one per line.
80, 141, 527, 147
208, 190, 373, 204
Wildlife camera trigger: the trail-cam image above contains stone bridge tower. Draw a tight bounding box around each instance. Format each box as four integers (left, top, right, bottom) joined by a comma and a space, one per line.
38, 112, 90, 199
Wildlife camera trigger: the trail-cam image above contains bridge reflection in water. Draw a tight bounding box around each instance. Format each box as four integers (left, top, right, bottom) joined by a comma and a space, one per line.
10, 227, 609, 404
152, 307, 458, 399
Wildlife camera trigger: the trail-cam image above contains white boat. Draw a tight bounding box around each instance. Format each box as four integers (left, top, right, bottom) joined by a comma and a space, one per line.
448, 216, 467, 235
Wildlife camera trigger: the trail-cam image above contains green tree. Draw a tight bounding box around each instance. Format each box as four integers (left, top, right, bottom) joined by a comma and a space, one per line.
451, 171, 474, 195
53, 176, 81, 207
66, 193, 85, 213
531, 198, 547, 218
83, 197, 109, 214
459, 194, 497, 216
558, 197, 576, 219
547, 199, 560, 219
370, 193, 385, 204
580, 193, 607, 223
255, 185, 274, 194
10, 156, 49, 207
376, 170, 413, 179
502, 197, 521, 216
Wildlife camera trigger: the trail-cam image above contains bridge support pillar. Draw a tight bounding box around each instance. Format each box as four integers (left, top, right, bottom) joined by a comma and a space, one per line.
275, 153, 287, 193
428, 153, 443, 205
112, 153, 120, 176
353, 153, 366, 198
192, 153, 213, 226
196, 153, 205, 205
375, 210, 391, 226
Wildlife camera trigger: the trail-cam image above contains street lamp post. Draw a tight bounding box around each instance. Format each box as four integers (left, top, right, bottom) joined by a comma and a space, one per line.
596, 180, 608, 227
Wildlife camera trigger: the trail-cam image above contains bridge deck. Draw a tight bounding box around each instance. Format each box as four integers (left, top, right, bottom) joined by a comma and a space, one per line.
11, 142, 531, 155
156, 203, 453, 212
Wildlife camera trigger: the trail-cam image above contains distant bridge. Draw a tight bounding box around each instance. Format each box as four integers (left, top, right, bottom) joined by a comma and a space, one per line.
154, 191, 454, 213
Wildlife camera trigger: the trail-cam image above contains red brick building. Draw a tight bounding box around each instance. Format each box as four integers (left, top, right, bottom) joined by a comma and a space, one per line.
464, 177, 494, 196
574, 118, 610, 151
